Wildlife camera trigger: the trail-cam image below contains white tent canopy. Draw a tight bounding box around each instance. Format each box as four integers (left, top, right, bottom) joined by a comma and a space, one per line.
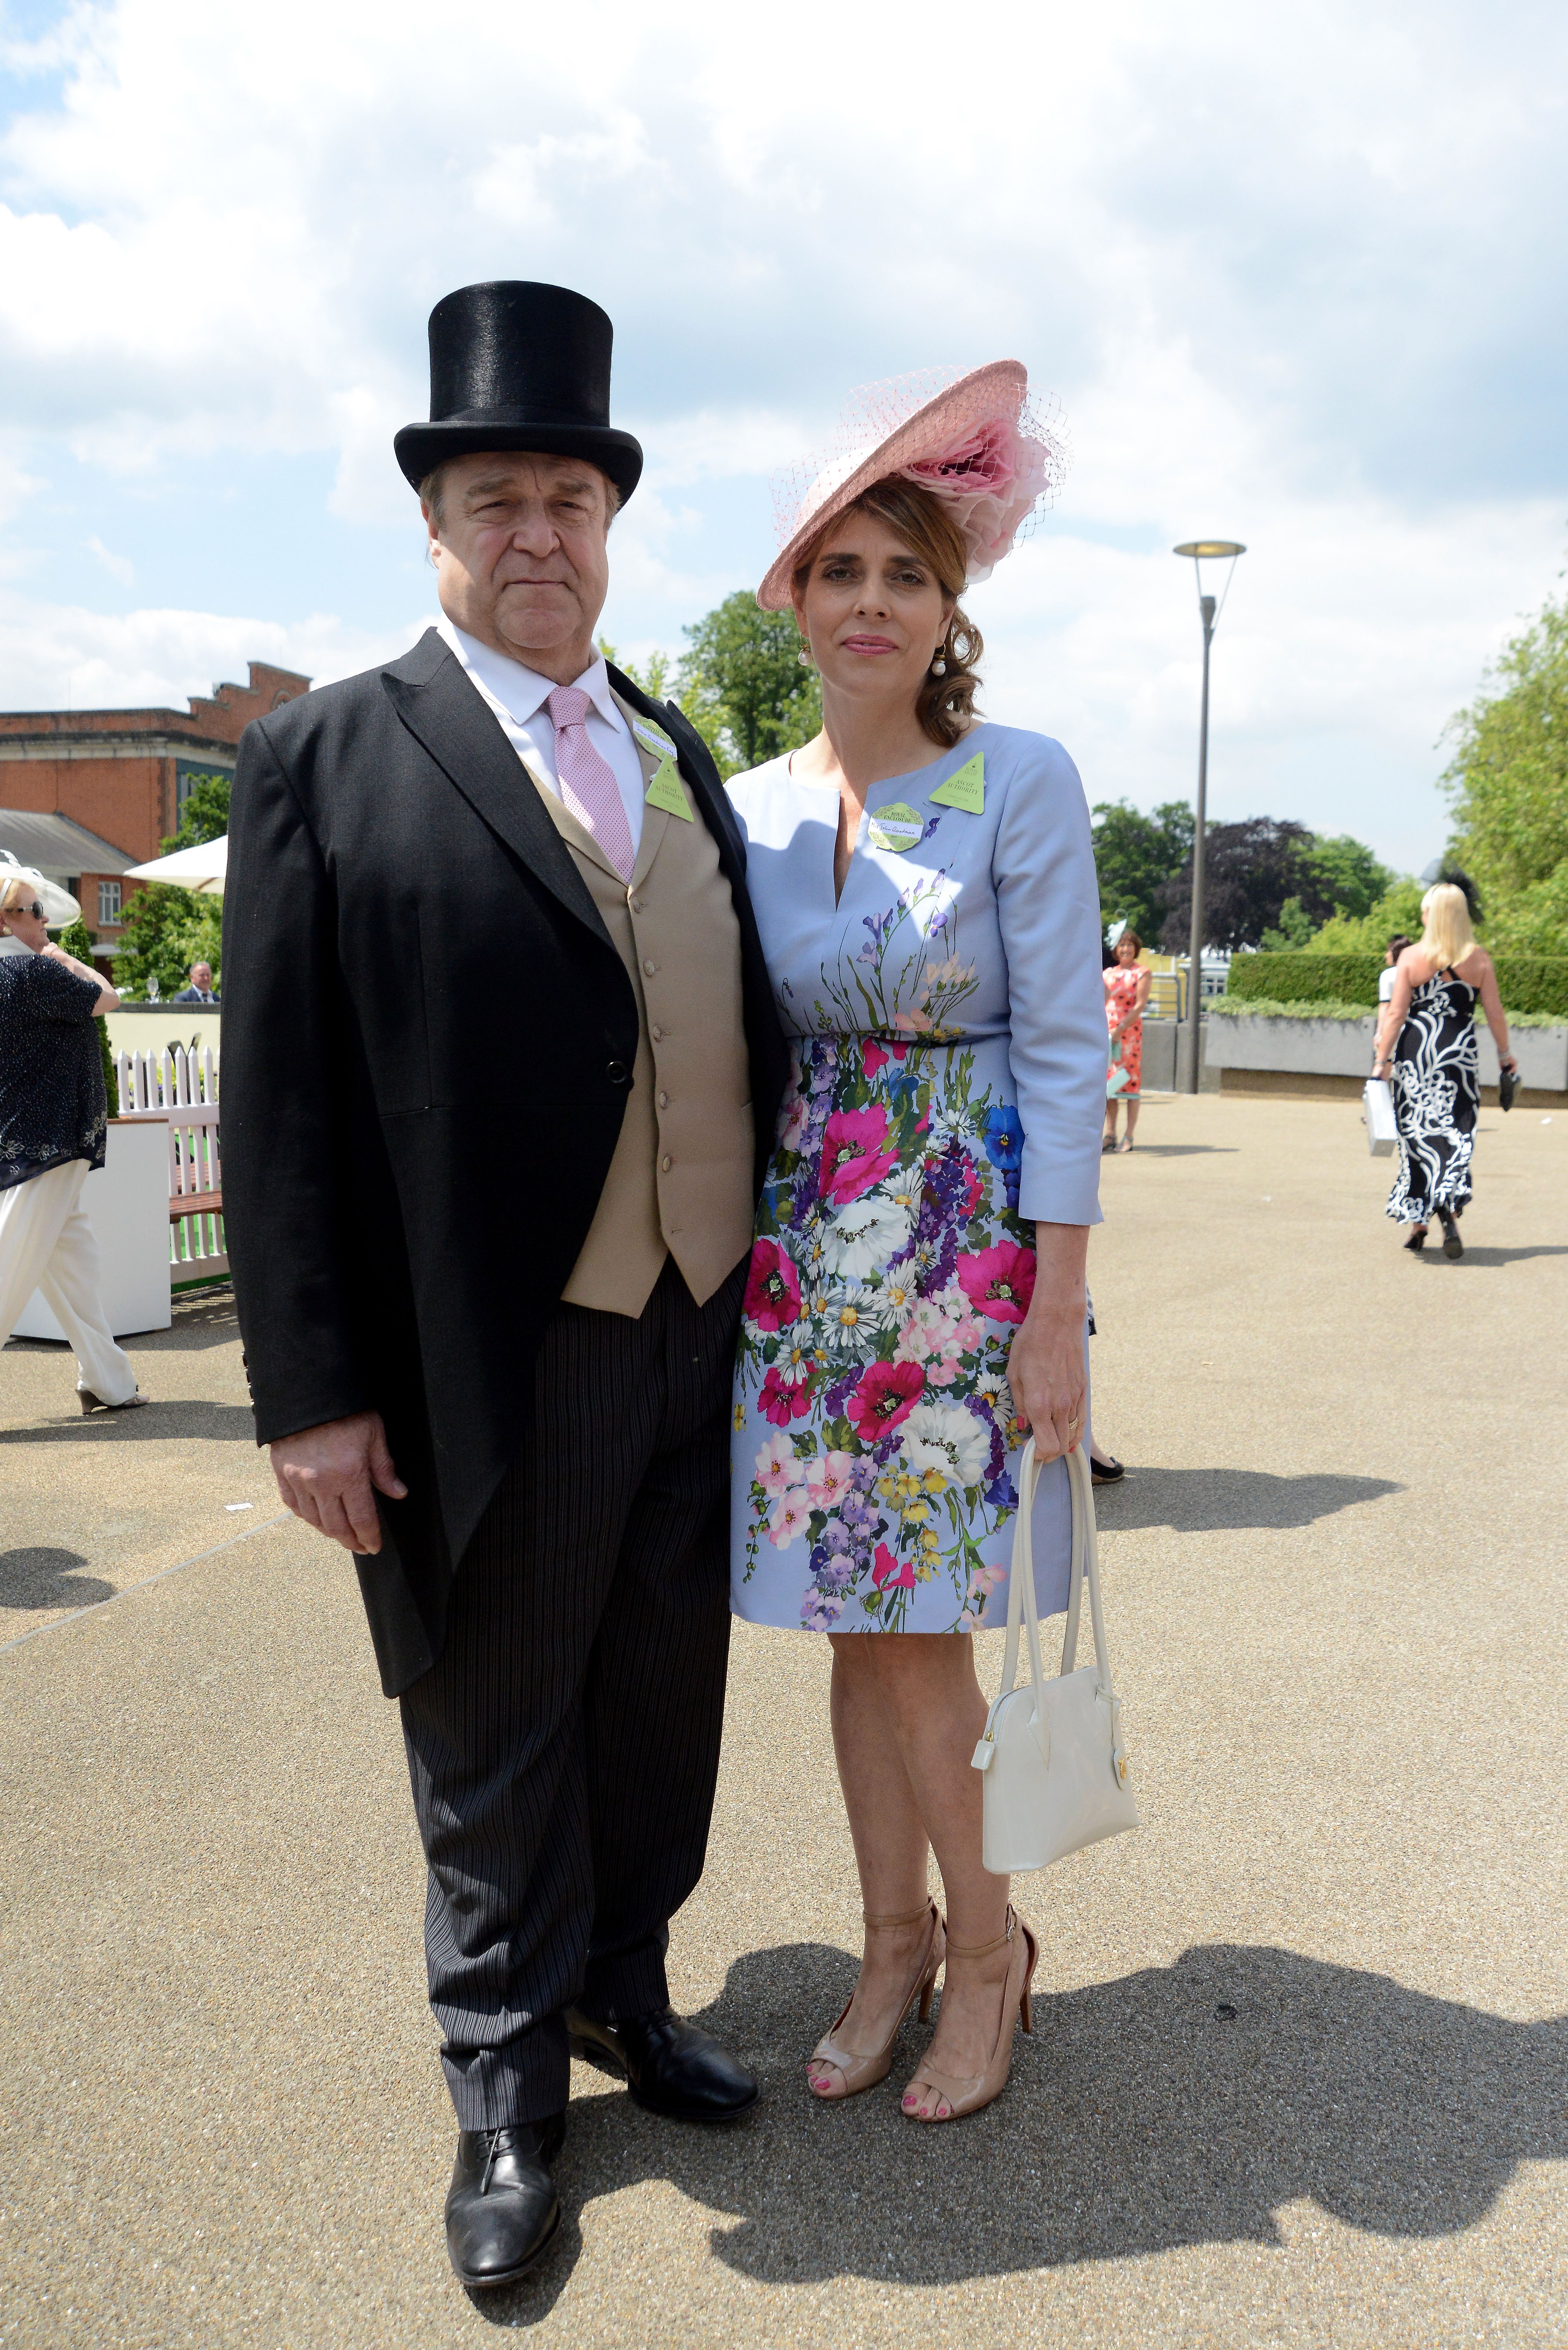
124, 835, 228, 895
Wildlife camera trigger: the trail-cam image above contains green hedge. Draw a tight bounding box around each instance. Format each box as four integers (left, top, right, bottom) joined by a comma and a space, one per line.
1209, 996, 1373, 1021
1227, 953, 1568, 1017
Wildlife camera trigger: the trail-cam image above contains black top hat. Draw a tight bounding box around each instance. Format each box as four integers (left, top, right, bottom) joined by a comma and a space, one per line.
393, 281, 643, 504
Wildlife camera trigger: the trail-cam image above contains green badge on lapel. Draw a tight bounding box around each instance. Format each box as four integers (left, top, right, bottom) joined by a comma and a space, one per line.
867, 801, 926, 853
929, 752, 985, 813
645, 755, 694, 820
630, 714, 677, 760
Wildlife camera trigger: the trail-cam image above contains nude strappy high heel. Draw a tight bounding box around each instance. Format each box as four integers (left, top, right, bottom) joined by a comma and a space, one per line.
900, 1905, 1037, 2123
807, 1901, 946, 2100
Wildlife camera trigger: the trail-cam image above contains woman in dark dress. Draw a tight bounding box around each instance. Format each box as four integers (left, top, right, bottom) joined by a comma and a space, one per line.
0, 863, 146, 1409
1373, 883, 1517, 1259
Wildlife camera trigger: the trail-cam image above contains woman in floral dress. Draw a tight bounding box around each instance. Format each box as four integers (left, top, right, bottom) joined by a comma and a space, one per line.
1102, 928, 1150, 1152
729, 365, 1105, 2125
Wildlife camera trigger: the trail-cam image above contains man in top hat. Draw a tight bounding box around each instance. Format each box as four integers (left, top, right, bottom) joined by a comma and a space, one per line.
222, 282, 788, 2289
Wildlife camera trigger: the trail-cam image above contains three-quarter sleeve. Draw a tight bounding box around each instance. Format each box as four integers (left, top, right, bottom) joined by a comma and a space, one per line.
992, 739, 1106, 1227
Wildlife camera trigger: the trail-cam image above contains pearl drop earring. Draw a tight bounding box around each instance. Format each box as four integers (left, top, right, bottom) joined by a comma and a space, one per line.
931, 647, 948, 677
798, 641, 812, 667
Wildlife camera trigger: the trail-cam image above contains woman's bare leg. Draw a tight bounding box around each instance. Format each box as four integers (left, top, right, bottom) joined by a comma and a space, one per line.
1125, 1096, 1139, 1140
810, 1633, 1013, 2115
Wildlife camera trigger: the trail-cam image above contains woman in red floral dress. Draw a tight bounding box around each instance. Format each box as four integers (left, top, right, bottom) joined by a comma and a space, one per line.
1103, 930, 1151, 1152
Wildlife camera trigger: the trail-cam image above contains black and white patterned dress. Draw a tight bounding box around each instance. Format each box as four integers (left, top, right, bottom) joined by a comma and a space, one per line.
1386, 968, 1477, 1225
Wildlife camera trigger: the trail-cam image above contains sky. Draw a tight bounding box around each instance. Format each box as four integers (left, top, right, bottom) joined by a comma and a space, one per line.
0, 0, 1564, 873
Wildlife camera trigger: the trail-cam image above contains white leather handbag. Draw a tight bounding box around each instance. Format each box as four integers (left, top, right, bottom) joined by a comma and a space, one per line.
972, 1439, 1141, 1872
1364, 1076, 1398, 1156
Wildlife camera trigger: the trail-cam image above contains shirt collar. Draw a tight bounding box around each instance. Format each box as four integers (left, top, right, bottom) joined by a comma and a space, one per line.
435, 612, 623, 734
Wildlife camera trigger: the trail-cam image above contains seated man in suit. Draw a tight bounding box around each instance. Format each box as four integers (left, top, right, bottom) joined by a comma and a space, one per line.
172, 960, 219, 1004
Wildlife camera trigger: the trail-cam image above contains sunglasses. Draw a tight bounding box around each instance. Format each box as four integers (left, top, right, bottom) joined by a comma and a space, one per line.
4, 901, 44, 920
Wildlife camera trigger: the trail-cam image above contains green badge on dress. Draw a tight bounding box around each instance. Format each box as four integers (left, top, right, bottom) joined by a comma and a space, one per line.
929, 752, 985, 813
644, 755, 694, 820
867, 801, 925, 853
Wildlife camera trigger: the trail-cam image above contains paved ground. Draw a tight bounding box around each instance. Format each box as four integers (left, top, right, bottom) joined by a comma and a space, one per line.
2, 1094, 1565, 2349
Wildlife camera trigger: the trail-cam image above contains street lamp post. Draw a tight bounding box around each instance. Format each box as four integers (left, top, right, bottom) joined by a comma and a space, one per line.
1172, 540, 1246, 1092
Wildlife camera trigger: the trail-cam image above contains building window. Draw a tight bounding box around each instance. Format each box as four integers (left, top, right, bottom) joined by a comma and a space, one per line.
98, 880, 122, 925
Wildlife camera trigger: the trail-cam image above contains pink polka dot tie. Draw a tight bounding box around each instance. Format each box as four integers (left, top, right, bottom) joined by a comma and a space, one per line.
547, 685, 636, 882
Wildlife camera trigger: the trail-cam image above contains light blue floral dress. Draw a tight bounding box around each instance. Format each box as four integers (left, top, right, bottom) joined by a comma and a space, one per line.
728, 723, 1105, 1635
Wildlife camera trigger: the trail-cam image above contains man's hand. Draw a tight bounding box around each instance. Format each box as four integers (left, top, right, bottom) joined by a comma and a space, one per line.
269, 1411, 407, 1555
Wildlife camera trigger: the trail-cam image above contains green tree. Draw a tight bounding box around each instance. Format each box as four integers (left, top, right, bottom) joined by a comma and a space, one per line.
162, 771, 231, 855
674, 593, 822, 780
112, 883, 223, 1002
58, 914, 119, 1107
1090, 800, 1195, 943
1301, 833, 1394, 921
1300, 878, 1427, 954
597, 640, 672, 703
1441, 579, 1568, 952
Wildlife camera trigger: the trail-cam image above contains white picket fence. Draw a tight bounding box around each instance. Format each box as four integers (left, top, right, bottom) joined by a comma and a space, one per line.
114, 1045, 226, 1285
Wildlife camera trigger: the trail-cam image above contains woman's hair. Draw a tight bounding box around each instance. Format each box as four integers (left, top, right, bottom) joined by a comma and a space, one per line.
1116, 929, 1143, 956
0, 875, 33, 915
1418, 883, 1476, 972
792, 478, 983, 749
1386, 933, 1413, 959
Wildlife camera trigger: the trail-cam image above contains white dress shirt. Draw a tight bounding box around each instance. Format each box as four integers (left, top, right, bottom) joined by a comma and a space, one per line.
435, 612, 645, 860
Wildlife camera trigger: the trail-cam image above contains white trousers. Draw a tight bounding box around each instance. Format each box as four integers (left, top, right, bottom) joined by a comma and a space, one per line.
0, 1159, 137, 1404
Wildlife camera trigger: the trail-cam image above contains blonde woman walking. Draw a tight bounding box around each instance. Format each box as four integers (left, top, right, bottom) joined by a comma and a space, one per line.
1373, 881, 1517, 1259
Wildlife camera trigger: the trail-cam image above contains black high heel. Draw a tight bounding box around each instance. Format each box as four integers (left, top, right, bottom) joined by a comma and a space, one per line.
1404, 1227, 1428, 1252
1438, 1209, 1464, 1260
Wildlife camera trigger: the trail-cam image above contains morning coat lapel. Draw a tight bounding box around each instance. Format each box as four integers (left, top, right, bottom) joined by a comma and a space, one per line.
380, 629, 614, 949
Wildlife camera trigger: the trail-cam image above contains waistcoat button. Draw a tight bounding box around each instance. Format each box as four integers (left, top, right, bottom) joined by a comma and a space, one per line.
650, 1024, 664, 1041
631, 897, 646, 914
658, 1091, 669, 1109
606, 1061, 629, 1086
642, 958, 657, 976
661, 1154, 673, 1172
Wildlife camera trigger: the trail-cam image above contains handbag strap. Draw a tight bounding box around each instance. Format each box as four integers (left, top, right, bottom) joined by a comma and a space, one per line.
1060, 1445, 1117, 1696
999, 1438, 1120, 1705
999, 1436, 1051, 1716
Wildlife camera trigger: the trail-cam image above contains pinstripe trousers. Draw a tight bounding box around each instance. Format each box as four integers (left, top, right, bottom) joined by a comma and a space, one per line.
399, 1255, 746, 2130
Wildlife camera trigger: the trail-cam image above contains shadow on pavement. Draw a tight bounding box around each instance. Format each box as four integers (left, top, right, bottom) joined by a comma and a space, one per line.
0, 1545, 115, 1611
1092, 1467, 1400, 1531
480, 1942, 1567, 2320
136, 1292, 242, 1351
0, 1399, 256, 1444
1103, 1145, 1239, 1157
1412, 1245, 1568, 1268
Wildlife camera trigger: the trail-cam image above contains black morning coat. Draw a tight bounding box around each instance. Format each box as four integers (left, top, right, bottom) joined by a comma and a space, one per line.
222, 628, 789, 1697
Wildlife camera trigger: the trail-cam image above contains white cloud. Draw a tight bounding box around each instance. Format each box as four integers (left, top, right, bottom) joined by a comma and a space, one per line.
0, 0, 1561, 868
0, 589, 421, 713
85, 534, 134, 585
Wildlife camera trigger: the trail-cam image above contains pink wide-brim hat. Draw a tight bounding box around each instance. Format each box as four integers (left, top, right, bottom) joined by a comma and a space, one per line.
757, 360, 1067, 612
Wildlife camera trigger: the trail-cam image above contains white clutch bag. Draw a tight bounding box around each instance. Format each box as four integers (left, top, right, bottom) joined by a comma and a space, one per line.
972, 1439, 1141, 1873
1364, 1077, 1398, 1156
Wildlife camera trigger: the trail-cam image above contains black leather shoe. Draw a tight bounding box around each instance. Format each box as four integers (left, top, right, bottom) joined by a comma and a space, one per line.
445, 2113, 565, 2289
565, 2006, 759, 2121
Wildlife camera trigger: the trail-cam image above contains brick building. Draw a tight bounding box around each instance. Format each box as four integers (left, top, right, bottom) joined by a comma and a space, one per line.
0, 660, 309, 950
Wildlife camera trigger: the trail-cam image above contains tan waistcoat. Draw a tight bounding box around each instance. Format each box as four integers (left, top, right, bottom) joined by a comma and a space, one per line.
522, 696, 754, 1316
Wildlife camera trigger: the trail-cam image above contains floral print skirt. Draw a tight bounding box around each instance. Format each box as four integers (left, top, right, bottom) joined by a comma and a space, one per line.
730, 1033, 1072, 1635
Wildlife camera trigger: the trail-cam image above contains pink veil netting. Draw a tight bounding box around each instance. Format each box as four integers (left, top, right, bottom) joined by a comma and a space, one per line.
768, 365, 1070, 593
